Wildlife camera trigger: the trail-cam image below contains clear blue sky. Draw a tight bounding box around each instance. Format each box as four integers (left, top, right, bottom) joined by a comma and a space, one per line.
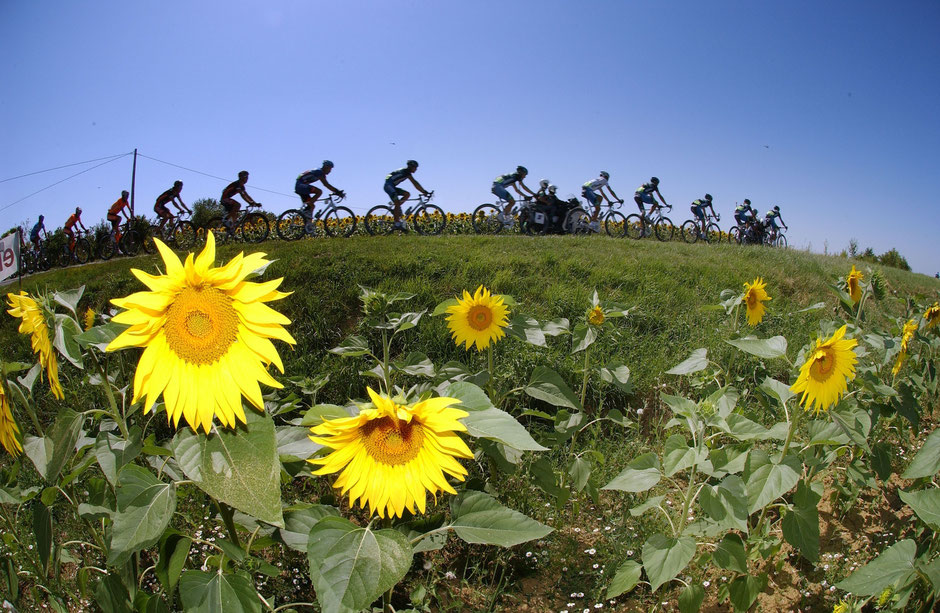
2, 0, 938, 274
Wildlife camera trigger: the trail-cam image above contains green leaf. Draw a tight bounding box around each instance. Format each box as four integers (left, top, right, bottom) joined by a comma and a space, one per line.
541, 317, 570, 336
306, 516, 412, 613
461, 407, 546, 451
606, 560, 642, 599
53, 313, 84, 369
713, 533, 747, 573
725, 335, 787, 359
95, 428, 142, 486
630, 495, 665, 518
760, 377, 795, 407
178, 570, 261, 613
902, 428, 940, 479
329, 335, 370, 357
108, 465, 177, 566
95, 573, 134, 613
155, 532, 192, 593
276, 426, 322, 461
678, 583, 705, 613
431, 298, 458, 316
835, 539, 917, 597
745, 453, 801, 514
699, 475, 748, 532
23, 409, 83, 482
663, 434, 703, 477
506, 314, 547, 347
728, 573, 767, 611
73, 321, 126, 352
568, 457, 591, 493
394, 352, 435, 377
300, 404, 351, 427
870, 442, 893, 481
899, 489, 940, 530
33, 499, 52, 573
666, 348, 708, 375
660, 394, 698, 420
781, 480, 821, 562
524, 366, 581, 410
641, 534, 696, 592
724, 414, 774, 441
173, 411, 284, 527
829, 405, 872, 453
52, 286, 84, 316
603, 453, 661, 493
279, 504, 340, 553
450, 490, 553, 547
599, 361, 632, 393
386, 310, 425, 333
571, 323, 597, 353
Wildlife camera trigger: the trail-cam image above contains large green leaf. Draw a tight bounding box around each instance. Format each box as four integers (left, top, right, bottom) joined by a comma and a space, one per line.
306, 516, 412, 613
729, 573, 767, 611
641, 534, 696, 592
450, 490, 552, 547
570, 323, 597, 353
606, 560, 642, 599
173, 411, 283, 527
666, 348, 708, 375
698, 475, 748, 533
899, 489, 940, 530
524, 367, 581, 410
760, 377, 795, 407
745, 453, 800, 514
461, 407, 546, 451
901, 427, 940, 479
22, 409, 83, 482
725, 335, 787, 359
108, 465, 177, 565
663, 435, 704, 477
33, 499, 52, 573
835, 539, 917, 596
53, 313, 84, 369
781, 480, 821, 562
329, 335, 370, 357
506, 314, 547, 347
599, 361, 632, 393
155, 532, 192, 593
713, 533, 747, 573
279, 504, 340, 553
602, 453, 661, 493
95, 428, 142, 486
678, 583, 705, 613
178, 570, 261, 613
74, 321, 126, 352
52, 286, 84, 316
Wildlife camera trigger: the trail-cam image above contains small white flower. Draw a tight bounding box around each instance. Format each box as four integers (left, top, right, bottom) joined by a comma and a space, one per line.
703, 580, 710, 587
445, 571, 456, 580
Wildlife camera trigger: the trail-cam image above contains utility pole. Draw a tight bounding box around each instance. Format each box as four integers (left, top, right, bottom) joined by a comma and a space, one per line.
130, 148, 138, 217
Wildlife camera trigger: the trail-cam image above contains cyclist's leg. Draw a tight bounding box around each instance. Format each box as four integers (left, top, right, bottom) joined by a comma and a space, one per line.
392, 189, 408, 223
108, 214, 121, 241
221, 198, 240, 228
65, 228, 75, 251
155, 205, 171, 229
296, 183, 315, 217
492, 185, 513, 216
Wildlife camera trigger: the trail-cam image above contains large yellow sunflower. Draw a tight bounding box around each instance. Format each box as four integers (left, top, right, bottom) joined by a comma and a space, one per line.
742, 277, 771, 326
309, 388, 473, 519
6, 292, 63, 400
790, 325, 859, 415
106, 233, 295, 433
892, 319, 918, 376
846, 266, 864, 305
445, 286, 510, 351
0, 382, 22, 457
925, 302, 940, 330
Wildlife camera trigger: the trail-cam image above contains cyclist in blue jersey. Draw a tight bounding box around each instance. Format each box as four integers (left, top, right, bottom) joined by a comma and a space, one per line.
690, 194, 718, 235
29, 215, 47, 247
384, 160, 430, 231
295, 161, 345, 218
582, 171, 623, 232
734, 199, 755, 227
634, 177, 668, 216
492, 166, 536, 227
764, 205, 788, 239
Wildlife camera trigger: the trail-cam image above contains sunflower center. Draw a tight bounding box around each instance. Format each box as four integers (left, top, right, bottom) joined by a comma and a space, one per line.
361, 417, 425, 465
467, 305, 493, 331
809, 347, 835, 380
746, 291, 758, 308
164, 285, 238, 365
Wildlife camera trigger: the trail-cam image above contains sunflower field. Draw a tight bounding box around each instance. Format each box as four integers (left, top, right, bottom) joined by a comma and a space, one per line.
1, 234, 939, 613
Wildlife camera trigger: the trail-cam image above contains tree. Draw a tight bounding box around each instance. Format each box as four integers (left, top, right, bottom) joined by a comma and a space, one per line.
191, 197, 222, 229
878, 248, 911, 271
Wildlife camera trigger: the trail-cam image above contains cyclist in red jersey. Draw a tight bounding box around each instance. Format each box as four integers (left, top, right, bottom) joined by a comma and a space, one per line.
220, 171, 261, 230
107, 190, 131, 242
64, 206, 88, 251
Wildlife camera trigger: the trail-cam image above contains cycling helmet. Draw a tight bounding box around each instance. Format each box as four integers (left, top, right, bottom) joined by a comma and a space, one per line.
75, 207, 82, 214
38, 215, 44, 221
600, 171, 610, 179
174, 180, 183, 188
516, 165, 528, 175
539, 179, 549, 189
704, 193, 713, 201
121, 190, 129, 198
238, 170, 249, 179
322, 160, 334, 168
406, 159, 419, 168
743, 198, 751, 205
650, 176, 660, 185
548, 184, 557, 193
774, 205, 780, 211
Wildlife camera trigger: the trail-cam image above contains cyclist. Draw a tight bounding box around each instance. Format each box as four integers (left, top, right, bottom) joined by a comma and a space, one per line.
295, 161, 344, 218
734, 199, 755, 228
546, 184, 569, 232
583, 171, 622, 232
64, 207, 88, 252
634, 176, 668, 217
384, 160, 430, 231
29, 215, 47, 248
107, 190, 132, 242
536, 179, 550, 199
691, 194, 718, 236
221, 171, 262, 230
764, 205, 788, 241
492, 165, 536, 227
154, 181, 191, 231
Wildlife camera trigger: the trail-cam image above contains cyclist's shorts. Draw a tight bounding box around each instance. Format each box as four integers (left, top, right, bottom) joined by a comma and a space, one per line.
769, 219, 779, 230
295, 181, 314, 200
154, 204, 171, 217
384, 180, 406, 201
582, 187, 599, 206
636, 192, 655, 206
692, 205, 704, 220
491, 184, 512, 202
221, 197, 240, 211
107, 213, 120, 223
734, 213, 748, 225
30, 231, 40, 244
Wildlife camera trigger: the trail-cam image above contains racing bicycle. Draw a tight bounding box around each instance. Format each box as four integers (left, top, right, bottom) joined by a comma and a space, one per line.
203, 203, 270, 244
364, 192, 445, 236
144, 211, 199, 253
681, 210, 722, 244
276, 193, 357, 241
624, 204, 675, 241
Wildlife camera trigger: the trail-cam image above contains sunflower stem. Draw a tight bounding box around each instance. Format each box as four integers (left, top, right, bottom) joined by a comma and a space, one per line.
93, 352, 129, 440
382, 330, 391, 395
382, 517, 395, 613
580, 344, 591, 412
217, 501, 241, 549
486, 345, 495, 401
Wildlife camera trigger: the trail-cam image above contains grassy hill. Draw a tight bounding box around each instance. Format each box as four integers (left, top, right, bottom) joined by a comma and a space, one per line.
2, 235, 939, 612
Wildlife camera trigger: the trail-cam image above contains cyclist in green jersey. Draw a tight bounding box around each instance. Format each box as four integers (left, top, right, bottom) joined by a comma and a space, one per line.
384, 160, 430, 231
690, 194, 718, 235
634, 177, 668, 215
492, 166, 536, 227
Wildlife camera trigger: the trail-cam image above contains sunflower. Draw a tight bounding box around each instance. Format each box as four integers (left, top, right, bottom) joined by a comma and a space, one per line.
445, 286, 510, 351
587, 305, 605, 326
925, 302, 940, 330
84, 307, 96, 330
106, 233, 295, 433
846, 266, 864, 304
310, 388, 473, 519
0, 382, 22, 457
6, 292, 63, 400
742, 277, 771, 326
790, 325, 859, 415
892, 319, 918, 376
833, 601, 850, 613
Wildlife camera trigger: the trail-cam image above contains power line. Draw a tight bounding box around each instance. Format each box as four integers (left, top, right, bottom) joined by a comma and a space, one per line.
0, 152, 131, 184
137, 153, 297, 199
0, 154, 132, 214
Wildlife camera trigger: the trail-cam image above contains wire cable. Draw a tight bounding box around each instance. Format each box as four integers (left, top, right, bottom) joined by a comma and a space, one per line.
0, 152, 131, 184
137, 153, 297, 199
0, 154, 132, 214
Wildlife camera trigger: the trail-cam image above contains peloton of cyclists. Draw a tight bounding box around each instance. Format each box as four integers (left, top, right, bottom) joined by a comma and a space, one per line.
635, 177, 669, 219
295, 161, 345, 219
492, 166, 536, 228
385, 160, 431, 231
64, 207, 88, 251
107, 190, 132, 242
154, 181, 191, 231
221, 171, 263, 231
582, 171, 622, 232
690, 194, 718, 236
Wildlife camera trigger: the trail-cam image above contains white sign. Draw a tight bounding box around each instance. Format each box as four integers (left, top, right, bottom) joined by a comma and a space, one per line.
0, 231, 21, 282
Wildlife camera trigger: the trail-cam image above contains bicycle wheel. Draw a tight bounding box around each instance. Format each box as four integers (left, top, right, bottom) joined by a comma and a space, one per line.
276, 210, 307, 241
654, 217, 675, 242
98, 236, 117, 260
705, 223, 722, 244
73, 238, 91, 264
121, 229, 143, 256
564, 208, 592, 235
364, 205, 395, 236
604, 211, 627, 237
237, 212, 270, 243
172, 221, 198, 250
205, 217, 233, 245
775, 234, 788, 248
728, 226, 742, 245
412, 204, 446, 236
680, 220, 700, 244
324, 206, 358, 238
471, 204, 503, 234
624, 214, 646, 239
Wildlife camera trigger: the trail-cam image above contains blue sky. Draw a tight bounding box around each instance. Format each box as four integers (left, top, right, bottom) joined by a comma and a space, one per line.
2, 0, 938, 274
